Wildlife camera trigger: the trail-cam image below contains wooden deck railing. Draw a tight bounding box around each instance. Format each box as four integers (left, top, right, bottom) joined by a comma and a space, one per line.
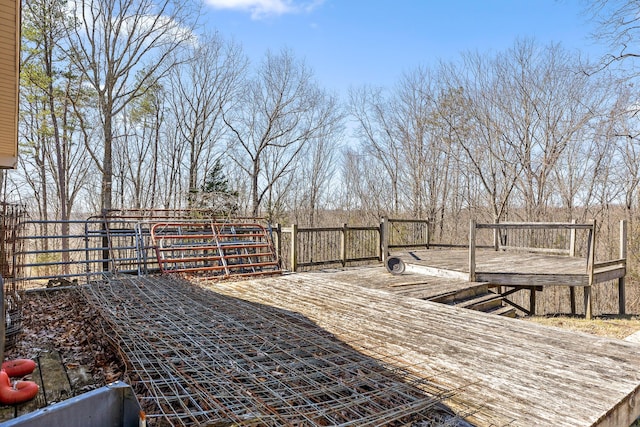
469, 220, 627, 319
275, 224, 381, 271
276, 218, 437, 271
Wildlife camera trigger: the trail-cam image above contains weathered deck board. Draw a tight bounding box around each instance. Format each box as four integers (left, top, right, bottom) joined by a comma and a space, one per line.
0, 350, 71, 421
307, 266, 486, 300
395, 248, 588, 276
207, 273, 640, 427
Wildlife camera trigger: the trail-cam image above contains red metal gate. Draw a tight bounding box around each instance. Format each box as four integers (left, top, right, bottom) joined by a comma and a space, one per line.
151, 221, 281, 279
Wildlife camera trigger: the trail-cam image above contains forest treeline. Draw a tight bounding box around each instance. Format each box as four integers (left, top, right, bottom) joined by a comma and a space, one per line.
6, 1, 640, 244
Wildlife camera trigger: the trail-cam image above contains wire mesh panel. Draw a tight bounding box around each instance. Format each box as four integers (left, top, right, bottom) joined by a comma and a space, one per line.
82, 276, 456, 426
0, 203, 27, 348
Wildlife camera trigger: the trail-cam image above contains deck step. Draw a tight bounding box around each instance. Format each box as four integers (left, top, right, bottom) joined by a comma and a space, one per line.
454, 292, 504, 311
486, 304, 517, 318
448, 289, 516, 317
429, 283, 488, 304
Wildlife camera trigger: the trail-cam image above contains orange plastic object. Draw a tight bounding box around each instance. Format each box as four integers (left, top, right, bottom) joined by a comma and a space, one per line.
2, 359, 36, 378
0, 370, 39, 405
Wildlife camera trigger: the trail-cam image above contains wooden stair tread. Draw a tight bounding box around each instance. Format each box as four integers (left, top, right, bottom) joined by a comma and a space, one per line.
454, 292, 503, 308
486, 304, 517, 317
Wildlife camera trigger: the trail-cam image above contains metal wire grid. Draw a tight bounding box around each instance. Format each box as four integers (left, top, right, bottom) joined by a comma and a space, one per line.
82, 275, 454, 426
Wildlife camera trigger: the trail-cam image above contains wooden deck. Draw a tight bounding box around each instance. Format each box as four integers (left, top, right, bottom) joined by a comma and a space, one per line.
0, 350, 75, 422
207, 272, 640, 427
394, 248, 589, 282
391, 248, 626, 317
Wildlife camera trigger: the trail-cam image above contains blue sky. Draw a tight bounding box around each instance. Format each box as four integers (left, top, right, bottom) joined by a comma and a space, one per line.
202, 1, 606, 94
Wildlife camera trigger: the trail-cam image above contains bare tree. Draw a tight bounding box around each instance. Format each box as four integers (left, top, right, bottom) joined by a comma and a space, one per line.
63, 0, 198, 211
490, 40, 604, 220
119, 83, 165, 208
224, 49, 342, 219
348, 85, 402, 215
588, 0, 640, 70
391, 66, 459, 234
338, 147, 392, 224
441, 55, 521, 225
297, 126, 343, 226
20, 0, 93, 270
166, 33, 247, 208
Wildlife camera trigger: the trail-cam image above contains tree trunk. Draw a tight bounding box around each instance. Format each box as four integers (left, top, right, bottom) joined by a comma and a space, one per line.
102, 112, 113, 212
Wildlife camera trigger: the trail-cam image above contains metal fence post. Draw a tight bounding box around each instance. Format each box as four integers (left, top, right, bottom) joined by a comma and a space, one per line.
274, 223, 282, 264
469, 219, 476, 282
290, 223, 298, 272
380, 216, 389, 263
340, 223, 347, 267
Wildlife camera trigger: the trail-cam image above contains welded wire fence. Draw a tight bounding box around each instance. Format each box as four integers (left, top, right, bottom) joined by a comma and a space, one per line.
0, 203, 27, 348
17, 219, 159, 286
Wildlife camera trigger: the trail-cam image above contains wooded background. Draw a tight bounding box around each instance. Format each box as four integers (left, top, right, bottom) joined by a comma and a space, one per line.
6, 0, 640, 311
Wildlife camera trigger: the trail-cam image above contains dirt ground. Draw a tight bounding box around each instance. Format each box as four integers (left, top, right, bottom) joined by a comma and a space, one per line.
525, 314, 640, 339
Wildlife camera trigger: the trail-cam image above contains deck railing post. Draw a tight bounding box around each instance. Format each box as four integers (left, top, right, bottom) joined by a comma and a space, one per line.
275, 223, 282, 266
569, 219, 577, 314
340, 223, 347, 267
569, 219, 577, 257
425, 219, 430, 250
381, 216, 389, 263
469, 220, 476, 282
290, 223, 298, 272
619, 219, 627, 315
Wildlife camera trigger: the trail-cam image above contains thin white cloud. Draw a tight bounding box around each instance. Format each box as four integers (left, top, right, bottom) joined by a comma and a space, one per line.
205, 0, 323, 19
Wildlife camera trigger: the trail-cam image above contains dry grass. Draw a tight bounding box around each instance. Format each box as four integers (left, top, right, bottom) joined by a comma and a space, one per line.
525, 314, 640, 339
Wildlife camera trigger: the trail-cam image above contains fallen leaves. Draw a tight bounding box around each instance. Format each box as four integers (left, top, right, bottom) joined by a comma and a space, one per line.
5, 288, 125, 395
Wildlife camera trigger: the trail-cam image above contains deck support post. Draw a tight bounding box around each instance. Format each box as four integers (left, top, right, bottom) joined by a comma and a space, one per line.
569, 287, 576, 315
619, 219, 627, 315
584, 286, 592, 320
529, 287, 536, 316
585, 220, 596, 320
469, 220, 476, 282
